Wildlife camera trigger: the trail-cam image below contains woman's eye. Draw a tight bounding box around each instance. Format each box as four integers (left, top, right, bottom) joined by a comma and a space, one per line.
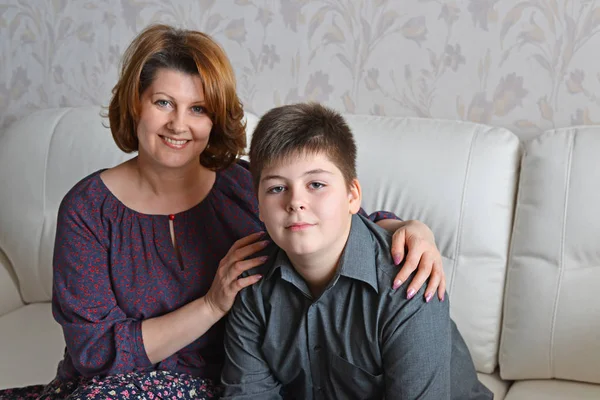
309, 182, 325, 190
155, 99, 170, 108
267, 186, 285, 194
191, 105, 205, 114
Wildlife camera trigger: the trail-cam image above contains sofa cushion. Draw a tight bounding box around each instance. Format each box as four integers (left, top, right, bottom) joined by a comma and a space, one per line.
338, 115, 521, 373
0, 248, 22, 317
0, 303, 65, 389
504, 379, 600, 400
477, 371, 511, 400
500, 127, 600, 384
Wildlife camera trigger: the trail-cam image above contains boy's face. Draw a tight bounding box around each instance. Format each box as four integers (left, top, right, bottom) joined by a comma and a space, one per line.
258, 151, 361, 259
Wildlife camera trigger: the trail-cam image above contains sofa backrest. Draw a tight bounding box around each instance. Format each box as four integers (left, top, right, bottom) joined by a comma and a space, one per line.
0, 107, 134, 304
500, 126, 600, 385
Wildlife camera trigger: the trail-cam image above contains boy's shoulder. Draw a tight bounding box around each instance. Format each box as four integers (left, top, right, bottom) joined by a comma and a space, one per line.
239, 241, 280, 285
354, 215, 401, 290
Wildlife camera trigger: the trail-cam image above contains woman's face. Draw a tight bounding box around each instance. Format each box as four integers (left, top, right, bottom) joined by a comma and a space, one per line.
136, 68, 213, 171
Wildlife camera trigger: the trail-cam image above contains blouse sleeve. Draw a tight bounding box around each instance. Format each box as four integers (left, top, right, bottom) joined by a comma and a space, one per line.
358, 207, 401, 222
52, 194, 153, 377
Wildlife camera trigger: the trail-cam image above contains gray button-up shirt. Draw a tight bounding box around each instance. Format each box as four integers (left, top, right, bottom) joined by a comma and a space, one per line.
222, 215, 492, 400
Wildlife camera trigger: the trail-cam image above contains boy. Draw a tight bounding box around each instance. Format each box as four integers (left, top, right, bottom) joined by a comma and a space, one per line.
221, 103, 492, 399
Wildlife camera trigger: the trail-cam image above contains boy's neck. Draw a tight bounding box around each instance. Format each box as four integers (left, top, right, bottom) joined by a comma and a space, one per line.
286, 219, 353, 298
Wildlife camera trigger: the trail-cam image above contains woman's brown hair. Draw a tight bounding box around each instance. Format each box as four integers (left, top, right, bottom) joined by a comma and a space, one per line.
107, 24, 246, 170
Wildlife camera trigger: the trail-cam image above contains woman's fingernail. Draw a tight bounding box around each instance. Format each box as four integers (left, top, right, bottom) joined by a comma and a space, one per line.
393, 255, 402, 265
259, 240, 270, 247
407, 288, 416, 300
441, 293, 445, 302
425, 293, 433, 303
258, 256, 269, 262
392, 279, 402, 290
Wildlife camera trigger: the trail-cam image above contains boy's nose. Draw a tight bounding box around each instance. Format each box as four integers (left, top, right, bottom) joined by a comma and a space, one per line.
286, 191, 306, 212
287, 203, 306, 212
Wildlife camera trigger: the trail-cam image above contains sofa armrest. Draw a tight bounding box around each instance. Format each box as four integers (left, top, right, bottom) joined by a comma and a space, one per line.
0, 247, 24, 316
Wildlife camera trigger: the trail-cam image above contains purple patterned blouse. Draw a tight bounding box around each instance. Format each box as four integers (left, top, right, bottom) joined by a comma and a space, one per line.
51, 161, 394, 381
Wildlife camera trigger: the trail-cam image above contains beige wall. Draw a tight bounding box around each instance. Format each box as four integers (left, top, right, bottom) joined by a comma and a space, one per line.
1, 0, 600, 140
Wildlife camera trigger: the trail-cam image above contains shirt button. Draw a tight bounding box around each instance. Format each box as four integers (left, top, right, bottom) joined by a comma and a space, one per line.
314, 345, 322, 351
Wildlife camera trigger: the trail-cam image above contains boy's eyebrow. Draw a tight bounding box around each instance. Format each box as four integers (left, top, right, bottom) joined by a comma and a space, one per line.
261, 169, 333, 182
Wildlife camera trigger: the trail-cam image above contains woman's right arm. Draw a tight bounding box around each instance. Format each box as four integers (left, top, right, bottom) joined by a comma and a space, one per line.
141, 233, 267, 364
53, 198, 265, 376
52, 198, 151, 376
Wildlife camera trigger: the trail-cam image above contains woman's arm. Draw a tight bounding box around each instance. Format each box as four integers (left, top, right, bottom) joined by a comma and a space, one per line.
360, 208, 446, 301
53, 198, 152, 376
53, 197, 265, 375
142, 233, 267, 363
376, 218, 445, 301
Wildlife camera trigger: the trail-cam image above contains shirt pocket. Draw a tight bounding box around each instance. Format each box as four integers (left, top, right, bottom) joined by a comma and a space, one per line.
329, 353, 384, 400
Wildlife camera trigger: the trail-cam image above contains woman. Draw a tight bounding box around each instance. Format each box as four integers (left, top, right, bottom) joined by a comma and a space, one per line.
1, 24, 445, 399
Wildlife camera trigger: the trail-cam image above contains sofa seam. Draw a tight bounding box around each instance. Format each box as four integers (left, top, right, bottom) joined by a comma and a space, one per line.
37, 107, 72, 301
449, 125, 478, 296
498, 143, 526, 378
548, 129, 574, 377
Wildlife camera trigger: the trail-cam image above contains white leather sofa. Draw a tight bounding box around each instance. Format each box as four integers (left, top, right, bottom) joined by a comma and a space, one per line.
0, 106, 599, 399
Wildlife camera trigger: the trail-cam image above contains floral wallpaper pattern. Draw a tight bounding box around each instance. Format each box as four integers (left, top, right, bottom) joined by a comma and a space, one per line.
1, 0, 600, 140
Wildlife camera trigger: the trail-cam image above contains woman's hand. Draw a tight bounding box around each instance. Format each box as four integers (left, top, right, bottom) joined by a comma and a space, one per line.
204, 231, 269, 317
142, 232, 269, 364
377, 219, 446, 302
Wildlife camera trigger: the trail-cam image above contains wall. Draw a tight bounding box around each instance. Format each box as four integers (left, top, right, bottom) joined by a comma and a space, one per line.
1, 0, 600, 140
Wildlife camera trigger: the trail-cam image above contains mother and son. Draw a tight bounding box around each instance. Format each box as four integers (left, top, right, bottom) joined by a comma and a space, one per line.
1, 24, 492, 399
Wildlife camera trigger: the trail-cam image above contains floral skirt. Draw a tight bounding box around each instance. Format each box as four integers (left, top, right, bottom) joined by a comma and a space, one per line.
0, 370, 222, 400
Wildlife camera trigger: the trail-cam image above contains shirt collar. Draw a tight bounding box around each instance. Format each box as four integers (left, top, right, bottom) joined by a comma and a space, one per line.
265, 214, 379, 294
337, 214, 379, 293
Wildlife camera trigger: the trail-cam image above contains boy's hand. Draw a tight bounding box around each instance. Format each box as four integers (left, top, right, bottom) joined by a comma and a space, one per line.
204, 232, 269, 317
385, 220, 446, 302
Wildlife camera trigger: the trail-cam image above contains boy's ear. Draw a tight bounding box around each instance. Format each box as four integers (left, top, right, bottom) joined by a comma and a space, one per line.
348, 178, 362, 214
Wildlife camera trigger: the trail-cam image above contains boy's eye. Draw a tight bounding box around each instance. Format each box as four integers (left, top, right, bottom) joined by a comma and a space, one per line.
267, 186, 285, 194
308, 182, 325, 190
191, 105, 205, 114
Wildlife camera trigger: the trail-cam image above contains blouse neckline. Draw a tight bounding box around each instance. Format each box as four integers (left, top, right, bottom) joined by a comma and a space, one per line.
93, 168, 221, 219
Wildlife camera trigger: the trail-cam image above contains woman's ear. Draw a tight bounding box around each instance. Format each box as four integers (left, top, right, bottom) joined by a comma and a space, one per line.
348, 178, 362, 214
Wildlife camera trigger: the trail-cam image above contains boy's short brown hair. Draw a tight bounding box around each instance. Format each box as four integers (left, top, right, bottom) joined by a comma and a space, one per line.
249, 103, 357, 190
107, 24, 246, 170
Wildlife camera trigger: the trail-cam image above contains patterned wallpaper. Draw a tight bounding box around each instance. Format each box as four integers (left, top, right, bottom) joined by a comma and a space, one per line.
1, 0, 600, 140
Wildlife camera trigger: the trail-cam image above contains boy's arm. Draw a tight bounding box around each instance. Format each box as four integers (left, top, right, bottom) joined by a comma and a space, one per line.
221, 289, 283, 400
382, 285, 452, 399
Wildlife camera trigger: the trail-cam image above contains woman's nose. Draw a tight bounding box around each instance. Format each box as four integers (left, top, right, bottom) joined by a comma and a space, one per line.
168, 111, 187, 133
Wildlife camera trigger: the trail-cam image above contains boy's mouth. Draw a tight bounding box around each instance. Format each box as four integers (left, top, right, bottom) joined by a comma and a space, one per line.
286, 222, 315, 232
